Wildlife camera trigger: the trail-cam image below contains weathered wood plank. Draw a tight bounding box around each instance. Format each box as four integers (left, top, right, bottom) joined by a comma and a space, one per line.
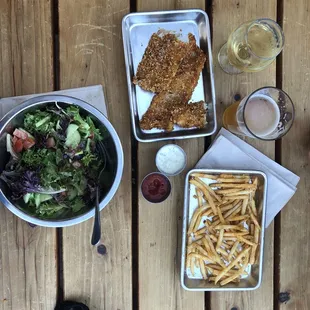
58, 1, 132, 309
279, 1, 310, 309
136, 1, 205, 309
0, 1, 56, 310
210, 1, 276, 309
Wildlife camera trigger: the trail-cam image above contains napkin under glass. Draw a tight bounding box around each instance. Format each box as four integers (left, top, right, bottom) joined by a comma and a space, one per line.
195, 128, 300, 227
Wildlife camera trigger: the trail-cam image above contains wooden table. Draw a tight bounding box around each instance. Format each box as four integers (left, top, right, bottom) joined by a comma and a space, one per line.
0, 0, 308, 309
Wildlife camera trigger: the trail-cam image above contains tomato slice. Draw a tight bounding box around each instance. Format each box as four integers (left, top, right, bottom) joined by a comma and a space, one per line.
13, 129, 28, 140
23, 137, 35, 150
13, 138, 23, 153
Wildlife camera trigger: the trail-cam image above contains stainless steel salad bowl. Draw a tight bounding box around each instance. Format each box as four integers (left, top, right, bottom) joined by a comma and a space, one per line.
0, 95, 124, 227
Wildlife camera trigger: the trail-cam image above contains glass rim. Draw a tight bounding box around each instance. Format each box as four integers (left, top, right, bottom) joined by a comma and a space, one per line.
245, 18, 285, 61
242, 86, 295, 141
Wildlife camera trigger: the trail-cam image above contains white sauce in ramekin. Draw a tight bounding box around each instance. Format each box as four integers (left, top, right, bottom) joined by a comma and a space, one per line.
155, 144, 187, 176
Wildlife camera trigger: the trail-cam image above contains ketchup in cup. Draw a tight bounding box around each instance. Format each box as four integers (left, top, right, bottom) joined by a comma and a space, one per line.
141, 172, 171, 203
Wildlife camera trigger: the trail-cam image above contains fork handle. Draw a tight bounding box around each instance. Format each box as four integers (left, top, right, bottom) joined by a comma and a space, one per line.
91, 187, 101, 246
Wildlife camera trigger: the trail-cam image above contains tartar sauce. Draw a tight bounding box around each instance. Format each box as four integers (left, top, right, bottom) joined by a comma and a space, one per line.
155, 144, 187, 176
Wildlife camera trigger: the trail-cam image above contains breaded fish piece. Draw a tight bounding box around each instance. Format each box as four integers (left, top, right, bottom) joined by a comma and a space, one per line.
167, 33, 206, 98
140, 91, 188, 131
140, 34, 206, 131
133, 33, 189, 93
171, 101, 206, 128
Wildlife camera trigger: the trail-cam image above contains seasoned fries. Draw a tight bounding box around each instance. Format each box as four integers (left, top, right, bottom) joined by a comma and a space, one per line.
186, 172, 262, 286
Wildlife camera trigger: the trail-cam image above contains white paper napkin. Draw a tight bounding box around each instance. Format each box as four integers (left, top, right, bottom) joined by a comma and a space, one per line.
0, 85, 108, 117
196, 128, 300, 227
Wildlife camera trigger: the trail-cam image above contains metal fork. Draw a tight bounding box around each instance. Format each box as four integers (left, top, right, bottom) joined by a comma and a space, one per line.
91, 141, 107, 246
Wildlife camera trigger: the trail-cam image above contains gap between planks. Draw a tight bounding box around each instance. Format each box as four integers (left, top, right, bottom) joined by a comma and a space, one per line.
205, 0, 213, 308
52, 0, 64, 305
130, 2, 139, 310
274, 0, 284, 308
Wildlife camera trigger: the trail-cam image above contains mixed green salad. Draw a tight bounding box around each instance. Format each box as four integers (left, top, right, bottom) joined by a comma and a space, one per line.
0, 104, 106, 219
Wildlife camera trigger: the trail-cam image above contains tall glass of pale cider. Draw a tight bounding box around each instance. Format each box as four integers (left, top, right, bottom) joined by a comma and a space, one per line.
223, 87, 295, 140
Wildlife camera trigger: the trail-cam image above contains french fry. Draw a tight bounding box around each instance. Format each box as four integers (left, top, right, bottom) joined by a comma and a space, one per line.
206, 266, 236, 277
188, 205, 209, 235
254, 226, 259, 244
237, 236, 256, 246
241, 197, 249, 215
216, 178, 251, 183
252, 177, 258, 187
217, 207, 225, 224
223, 232, 249, 237
227, 215, 249, 222
190, 257, 195, 276
220, 253, 249, 286
249, 209, 261, 230
250, 199, 257, 216
193, 212, 205, 232
228, 241, 239, 261
214, 247, 250, 284
200, 259, 207, 279
214, 224, 246, 231
250, 224, 255, 236
193, 227, 207, 237
219, 200, 239, 212
225, 190, 255, 196
202, 236, 211, 251
224, 236, 238, 241
209, 235, 217, 243
216, 188, 244, 195
202, 208, 213, 217
191, 173, 218, 179
225, 195, 251, 200
192, 235, 204, 243
190, 179, 218, 215
196, 188, 203, 208
249, 244, 257, 265
226, 240, 235, 245
223, 201, 242, 219
193, 177, 222, 203
195, 244, 211, 257
211, 219, 220, 227
210, 183, 256, 189
219, 174, 250, 180
216, 229, 224, 250
189, 253, 211, 261
205, 235, 225, 267
186, 255, 191, 269
217, 247, 229, 258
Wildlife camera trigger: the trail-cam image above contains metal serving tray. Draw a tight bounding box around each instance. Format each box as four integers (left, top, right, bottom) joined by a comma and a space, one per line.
181, 169, 267, 291
122, 9, 216, 142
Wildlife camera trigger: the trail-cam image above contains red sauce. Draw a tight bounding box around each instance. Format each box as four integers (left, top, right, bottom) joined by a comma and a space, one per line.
141, 173, 171, 203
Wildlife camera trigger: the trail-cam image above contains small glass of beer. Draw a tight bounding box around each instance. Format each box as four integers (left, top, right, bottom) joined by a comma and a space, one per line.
223, 87, 294, 140
218, 18, 284, 74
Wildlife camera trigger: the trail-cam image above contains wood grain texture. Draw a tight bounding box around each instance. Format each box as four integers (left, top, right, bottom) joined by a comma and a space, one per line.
0, 1, 56, 310
59, 1, 132, 309
137, 1, 205, 309
211, 1, 276, 309
279, 1, 310, 309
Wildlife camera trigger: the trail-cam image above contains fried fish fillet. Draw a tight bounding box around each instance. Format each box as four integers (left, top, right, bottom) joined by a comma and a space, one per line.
140, 34, 206, 131
133, 33, 189, 93
140, 91, 188, 131
171, 101, 206, 128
